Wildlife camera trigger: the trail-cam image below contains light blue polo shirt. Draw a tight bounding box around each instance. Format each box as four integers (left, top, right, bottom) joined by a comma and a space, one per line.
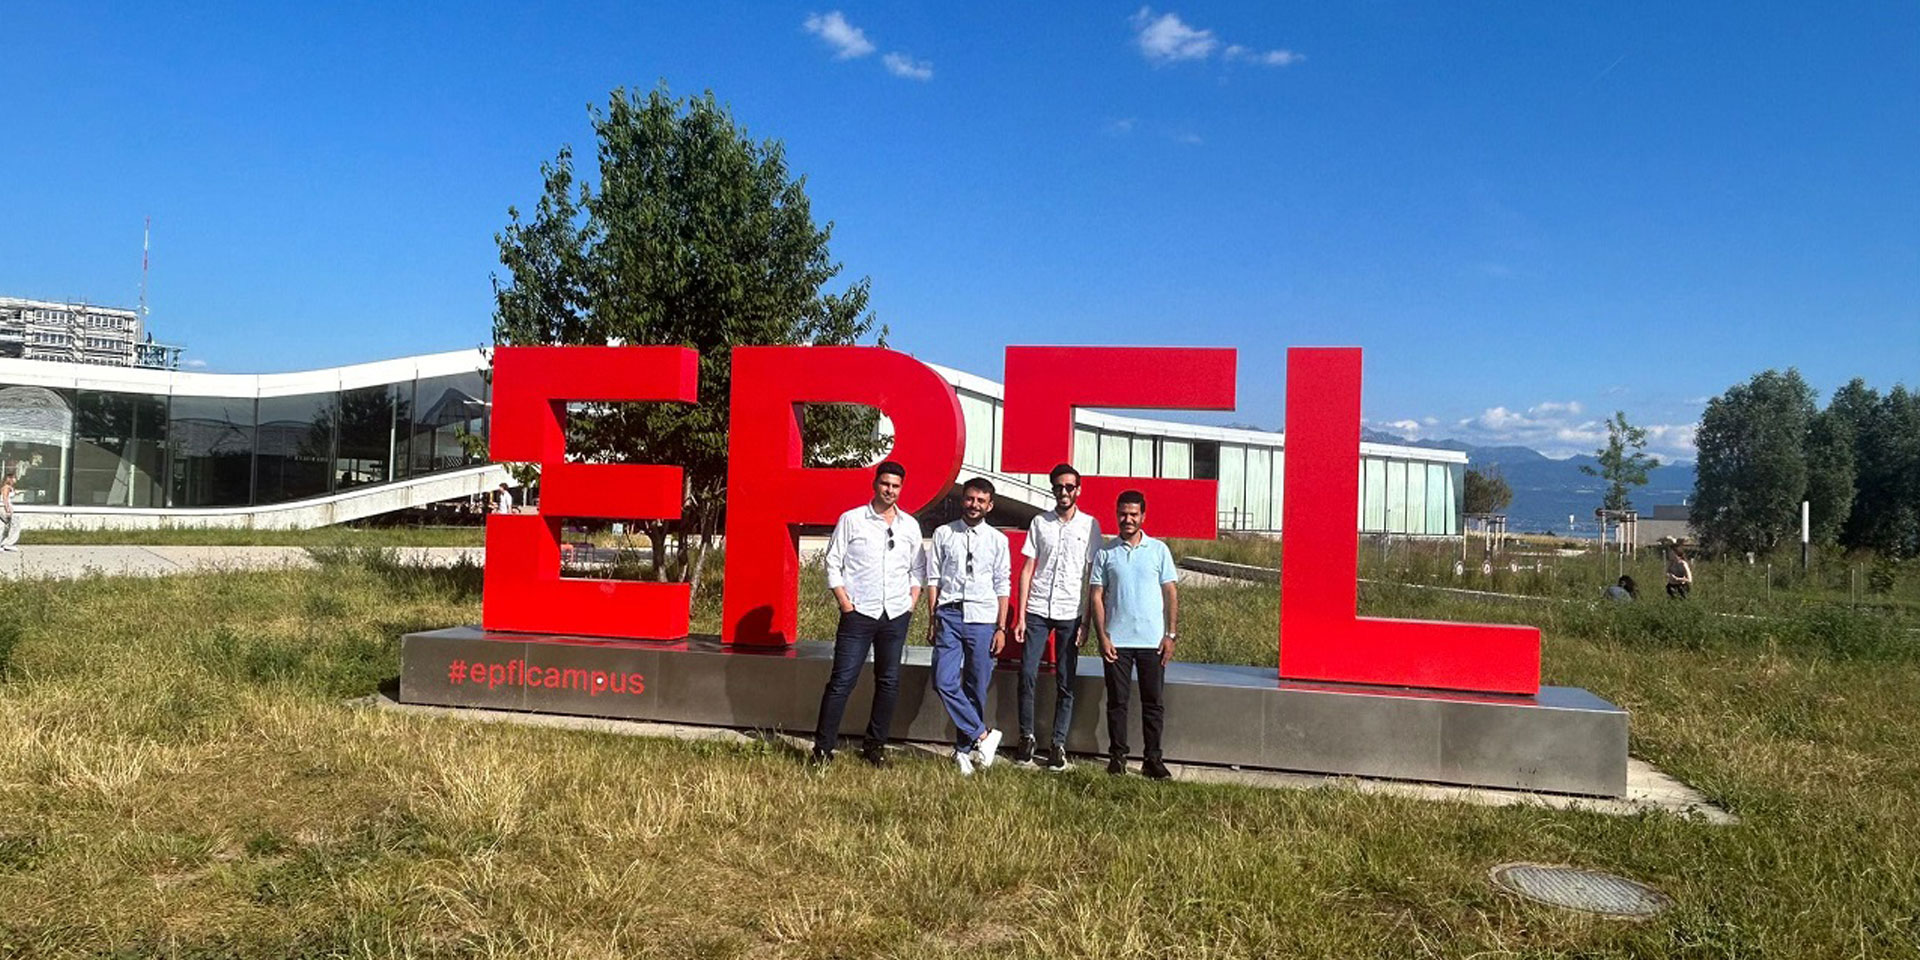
1090, 533, 1178, 649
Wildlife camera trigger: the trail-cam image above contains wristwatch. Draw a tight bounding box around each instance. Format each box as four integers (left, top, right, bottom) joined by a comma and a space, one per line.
1165, 631, 1179, 640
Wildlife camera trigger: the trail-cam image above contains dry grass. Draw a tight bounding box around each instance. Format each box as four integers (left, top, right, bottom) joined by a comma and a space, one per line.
0, 554, 1913, 957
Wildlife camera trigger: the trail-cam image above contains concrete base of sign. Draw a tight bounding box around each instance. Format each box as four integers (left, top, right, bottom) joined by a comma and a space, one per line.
400, 627, 1629, 798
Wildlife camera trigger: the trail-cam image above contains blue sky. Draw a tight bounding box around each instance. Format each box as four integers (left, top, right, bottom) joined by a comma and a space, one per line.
3, 3, 1915, 460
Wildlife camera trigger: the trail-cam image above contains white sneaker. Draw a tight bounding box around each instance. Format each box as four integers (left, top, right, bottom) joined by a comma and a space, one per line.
954, 750, 975, 777
974, 728, 1003, 769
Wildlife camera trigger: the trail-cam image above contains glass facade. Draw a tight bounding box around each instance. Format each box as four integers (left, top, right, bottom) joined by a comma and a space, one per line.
0, 369, 486, 511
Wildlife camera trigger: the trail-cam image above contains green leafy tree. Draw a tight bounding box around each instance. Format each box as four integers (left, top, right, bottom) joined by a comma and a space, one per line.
1850, 386, 1920, 557
492, 85, 887, 585
1825, 378, 1880, 548
1462, 467, 1513, 516
1691, 369, 1815, 555
1579, 411, 1661, 512
1802, 407, 1856, 547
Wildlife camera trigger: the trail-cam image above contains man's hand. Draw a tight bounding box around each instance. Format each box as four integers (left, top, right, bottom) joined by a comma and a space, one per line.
991, 627, 1006, 656
1159, 635, 1176, 666
1100, 636, 1118, 663
1012, 617, 1027, 644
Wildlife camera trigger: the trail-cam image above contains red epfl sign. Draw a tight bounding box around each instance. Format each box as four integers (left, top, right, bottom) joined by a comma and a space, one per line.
481, 346, 1541, 696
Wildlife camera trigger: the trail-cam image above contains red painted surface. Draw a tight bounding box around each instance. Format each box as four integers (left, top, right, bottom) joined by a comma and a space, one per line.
483, 346, 698, 640
1001, 346, 1237, 538
721, 346, 965, 646
1277, 347, 1541, 695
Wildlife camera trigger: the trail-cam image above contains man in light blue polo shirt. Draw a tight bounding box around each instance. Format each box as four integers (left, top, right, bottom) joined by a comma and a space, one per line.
1090, 489, 1179, 780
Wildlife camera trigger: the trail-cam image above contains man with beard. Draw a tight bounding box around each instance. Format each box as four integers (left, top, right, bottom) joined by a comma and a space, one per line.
924, 477, 1009, 775
1091, 489, 1178, 780
1011, 463, 1102, 770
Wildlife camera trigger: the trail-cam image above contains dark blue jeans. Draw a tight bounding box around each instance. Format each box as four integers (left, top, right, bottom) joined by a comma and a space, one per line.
814, 609, 911, 753
1018, 613, 1082, 748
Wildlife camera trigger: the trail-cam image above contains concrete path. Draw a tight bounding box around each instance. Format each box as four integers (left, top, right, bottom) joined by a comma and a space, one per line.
0, 545, 484, 580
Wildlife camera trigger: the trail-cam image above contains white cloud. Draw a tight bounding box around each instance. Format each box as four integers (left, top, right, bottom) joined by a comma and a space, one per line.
1173, 131, 1204, 145
1105, 117, 1139, 135
1528, 400, 1583, 416
882, 51, 933, 80
182, 358, 208, 369
1224, 43, 1304, 67
1131, 8, 1300, 68
1383, 418, 1425, 436
1131, 8, 1218, 63
803, 11, 875, 60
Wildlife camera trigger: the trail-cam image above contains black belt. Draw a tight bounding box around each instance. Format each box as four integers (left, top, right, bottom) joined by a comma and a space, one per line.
939, 600, 965, 609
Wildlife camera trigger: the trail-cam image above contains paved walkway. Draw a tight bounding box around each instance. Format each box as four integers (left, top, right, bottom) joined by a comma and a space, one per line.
0, 545, 484, 580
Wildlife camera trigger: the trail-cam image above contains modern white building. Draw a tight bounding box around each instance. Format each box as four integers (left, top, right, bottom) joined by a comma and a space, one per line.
0, 296, 185, 370
0, 349, 1464, 535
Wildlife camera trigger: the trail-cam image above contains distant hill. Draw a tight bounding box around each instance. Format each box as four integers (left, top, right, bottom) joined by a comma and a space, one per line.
1361, 429, 1694, 534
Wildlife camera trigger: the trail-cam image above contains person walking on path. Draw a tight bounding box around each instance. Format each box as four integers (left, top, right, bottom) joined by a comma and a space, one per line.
1091, 490, 1179, 780
812, 461, 926, 768
1010, 462, 1102, 770
924, 477, 1009, 775
1665, 546, 1693, 600
494, 483, 515, 514
0, 472, 20, 553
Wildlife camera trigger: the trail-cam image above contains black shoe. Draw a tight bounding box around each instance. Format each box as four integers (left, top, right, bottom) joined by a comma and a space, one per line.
860, 745, 892, 769
1044, 745, 1069, 771
1142, 759, 1172, 781
1106, 754, 1127, 776
808, 747, 835, 767
1012, 735, 1036, 765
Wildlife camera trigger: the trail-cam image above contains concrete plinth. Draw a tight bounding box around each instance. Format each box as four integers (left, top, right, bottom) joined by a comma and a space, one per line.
400, 627, 1629, 797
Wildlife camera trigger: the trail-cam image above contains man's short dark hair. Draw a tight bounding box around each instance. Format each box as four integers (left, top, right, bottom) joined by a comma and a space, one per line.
1117, 489, 1147, 511
1048, 463, 1080, 484
875, 461, 907, 481
962, 476, 995, 498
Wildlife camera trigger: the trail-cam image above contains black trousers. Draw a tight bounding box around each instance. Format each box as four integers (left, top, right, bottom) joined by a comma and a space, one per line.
813, 609, 911, 753
1103, 647, 1166, 761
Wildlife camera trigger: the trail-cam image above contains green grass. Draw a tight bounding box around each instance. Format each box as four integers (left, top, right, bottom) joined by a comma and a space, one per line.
24, 524, 487, 547
0, 554, 1916, 957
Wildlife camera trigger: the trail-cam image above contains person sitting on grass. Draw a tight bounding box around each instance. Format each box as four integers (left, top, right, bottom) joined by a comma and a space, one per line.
1605, 575, 1639, 601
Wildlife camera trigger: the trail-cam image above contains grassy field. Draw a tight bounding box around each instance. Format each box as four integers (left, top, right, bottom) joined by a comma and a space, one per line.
0, 550, 1916, 957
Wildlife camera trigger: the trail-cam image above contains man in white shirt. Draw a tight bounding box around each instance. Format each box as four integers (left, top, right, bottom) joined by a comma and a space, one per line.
1010, 463, 1102, 770
924, 477, 1010, 775
813, 461, 927, 767
495, 483, 515, 513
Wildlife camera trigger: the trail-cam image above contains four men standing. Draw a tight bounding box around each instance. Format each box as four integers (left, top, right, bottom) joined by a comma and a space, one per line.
812, 460, 1178, 780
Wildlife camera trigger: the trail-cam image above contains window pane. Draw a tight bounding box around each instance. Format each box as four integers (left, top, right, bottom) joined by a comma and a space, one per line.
1406, 460, 1428, 535
0, 385, 74, 505
335, 385, 397, 489
412, 373, 488, 474
960, 393, 994, 469
255, 393, 335, 503
1098, 433, 1130, 476
170, 396, 253, 506
1160, 439, 1191, 479
1131, 437, 1154, 478
1362, 457, 1386, 531
390, 381, 415, 480
1072, 428, 1099, 474
1386, 460, 1408, 534
1427, 463, 1449, 535
73, 391, 168, 507
1246, 447, 1272, 529
1218, 444, 1246, 530
1192, 441, 1219, 481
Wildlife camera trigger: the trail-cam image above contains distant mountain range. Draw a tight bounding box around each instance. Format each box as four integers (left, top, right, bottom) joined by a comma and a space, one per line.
1361, 430, 1695, 534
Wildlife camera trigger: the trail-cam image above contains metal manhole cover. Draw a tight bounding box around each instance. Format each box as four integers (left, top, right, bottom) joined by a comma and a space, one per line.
1490, 862, 1671, 919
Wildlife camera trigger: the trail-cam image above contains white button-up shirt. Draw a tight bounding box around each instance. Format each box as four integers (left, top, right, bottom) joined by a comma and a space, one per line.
825, 503, 926, 619
927, 519, 1012, 624
1022, 509, 1102, 620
